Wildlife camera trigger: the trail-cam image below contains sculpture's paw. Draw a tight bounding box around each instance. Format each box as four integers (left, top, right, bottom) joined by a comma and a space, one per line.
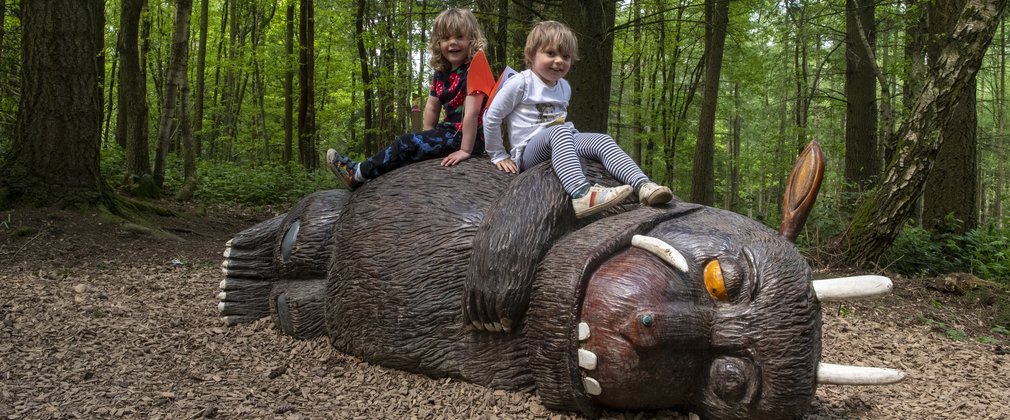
462, 285, 528, 333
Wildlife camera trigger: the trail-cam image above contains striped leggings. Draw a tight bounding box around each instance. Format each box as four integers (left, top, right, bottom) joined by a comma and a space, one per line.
519, 124, 648, 197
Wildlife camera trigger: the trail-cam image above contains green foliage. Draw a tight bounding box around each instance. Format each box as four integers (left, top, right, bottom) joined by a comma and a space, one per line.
164, 158, 335, 206
918, 316, 968, 342
881, 221, 1010, 283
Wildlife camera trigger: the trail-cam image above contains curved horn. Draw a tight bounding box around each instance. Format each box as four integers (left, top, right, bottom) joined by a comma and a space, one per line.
780, 141, 825, 242
631, 235, 689, 272
812, 275, 893, 302
817, 363, 905, 385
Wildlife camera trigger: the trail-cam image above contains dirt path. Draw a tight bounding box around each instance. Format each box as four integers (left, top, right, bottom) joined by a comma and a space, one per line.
1, 205, 1008, 419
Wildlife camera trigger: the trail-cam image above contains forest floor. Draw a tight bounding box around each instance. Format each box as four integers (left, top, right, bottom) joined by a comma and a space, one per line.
1, 200, 1009, 419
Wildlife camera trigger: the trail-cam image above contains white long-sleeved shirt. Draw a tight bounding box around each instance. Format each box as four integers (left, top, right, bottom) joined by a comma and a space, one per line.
483, 69, 571, 165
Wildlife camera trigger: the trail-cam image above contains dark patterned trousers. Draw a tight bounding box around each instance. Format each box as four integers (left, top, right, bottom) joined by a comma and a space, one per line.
359, 127, 486, 180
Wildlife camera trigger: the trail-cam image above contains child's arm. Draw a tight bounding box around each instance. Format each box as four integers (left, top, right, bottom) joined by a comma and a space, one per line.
483, 76, 524, 174
440, 92, 486, 167
422, 94, 441, 131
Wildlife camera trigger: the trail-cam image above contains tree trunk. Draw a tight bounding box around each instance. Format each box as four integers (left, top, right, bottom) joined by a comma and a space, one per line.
0, 0, 6, 61
560, 0, 616, 133
844, 0, 879, 192
298, 0, 317, 170
154, 0, 193, 188
0, 0, 106, 208
834, 0, 1006, 266
729, 83, 741, 212
690, 0, 729, 206
103, 54, 118, 145
177, 0, 197, 201
194, 0, 209, 159
284, 3, 294, 164
922, 0, 978, 233
631, 0, 642, 165
118, 0, 154, 195
356, 0, 375, 156
998, 20, 1006, 228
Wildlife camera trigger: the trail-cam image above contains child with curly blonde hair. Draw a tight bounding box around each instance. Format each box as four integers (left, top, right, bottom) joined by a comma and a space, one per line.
328, 8, 489, 190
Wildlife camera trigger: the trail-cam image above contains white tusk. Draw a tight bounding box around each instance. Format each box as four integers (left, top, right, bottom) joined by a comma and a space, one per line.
813, 275, 893, 302
217, 292, 227, 301
583, 376, 602, 395
578, 322, 590, 341
578, 349, 598, 370
631, 235, 689, 273
817, 362, 905, 385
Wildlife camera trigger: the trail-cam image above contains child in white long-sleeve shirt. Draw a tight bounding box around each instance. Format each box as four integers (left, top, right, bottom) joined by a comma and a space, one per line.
483, 21, 672, 218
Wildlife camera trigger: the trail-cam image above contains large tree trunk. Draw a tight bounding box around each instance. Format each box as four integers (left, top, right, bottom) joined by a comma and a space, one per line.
844, 0, 879, 192
118, 0, 153, 196
355, 0, 375, 156
560, 0, 616, 134
0, 0, 106, 208
922, 0, 978, 232
297, 0, 317, 170
690, 0, 729, 206
193, 0, 209, 159
834, 0, 1006, 266
154, 0, 193, 188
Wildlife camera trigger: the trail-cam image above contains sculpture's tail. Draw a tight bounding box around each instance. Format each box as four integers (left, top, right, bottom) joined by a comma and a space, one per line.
218, 214, 285, 325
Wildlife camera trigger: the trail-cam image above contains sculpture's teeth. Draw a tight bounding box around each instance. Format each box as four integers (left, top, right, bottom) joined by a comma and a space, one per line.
217, 292, 227, 301
471, 320, 483, 330
483, 322, 496, 332
813, 275, 893, 302
817, 362, 905, 385
221, 260, 230, 269
223, 247, 232, 258
583, 376, 602, 395
578, 349, 597, 370
225, 239, 233, 247
578, 322, 590, 341
219, 279, 227, 290
217, 301, 226, 312
221, 267, 229, 276
222, 315, 241, 325
631, 235, 689, 272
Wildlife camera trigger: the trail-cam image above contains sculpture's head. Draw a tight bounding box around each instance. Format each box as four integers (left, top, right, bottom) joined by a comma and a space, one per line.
527, 142, 902, 419
579, 208, 822, 419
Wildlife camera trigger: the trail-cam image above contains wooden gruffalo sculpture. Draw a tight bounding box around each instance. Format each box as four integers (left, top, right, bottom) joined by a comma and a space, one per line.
217, 141, 904, 419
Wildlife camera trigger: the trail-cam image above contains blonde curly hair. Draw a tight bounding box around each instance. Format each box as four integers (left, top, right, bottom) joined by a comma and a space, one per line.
428, 8, 487, 72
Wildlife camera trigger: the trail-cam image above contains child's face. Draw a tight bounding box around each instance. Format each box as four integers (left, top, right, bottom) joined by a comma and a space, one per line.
439, 33, 471, 69
530, 46, 572, 85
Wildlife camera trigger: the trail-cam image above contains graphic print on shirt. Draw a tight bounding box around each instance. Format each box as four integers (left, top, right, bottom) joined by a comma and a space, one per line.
535, 103, 565, 126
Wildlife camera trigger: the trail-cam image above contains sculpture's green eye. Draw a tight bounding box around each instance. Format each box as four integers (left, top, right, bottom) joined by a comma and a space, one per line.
704, 259, 729, 301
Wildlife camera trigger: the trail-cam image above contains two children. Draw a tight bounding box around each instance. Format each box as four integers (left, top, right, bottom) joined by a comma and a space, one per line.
483, 21, 672, 217
330, 14, 672, 219
327, 8, 488, 190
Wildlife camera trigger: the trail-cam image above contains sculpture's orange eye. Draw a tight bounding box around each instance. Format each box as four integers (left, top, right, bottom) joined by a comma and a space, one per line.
704, 259, 729, 301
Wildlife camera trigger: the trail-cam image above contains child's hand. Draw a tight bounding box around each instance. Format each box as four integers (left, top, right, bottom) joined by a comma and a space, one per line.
495, 159, 518, 174
441, 150, 471, 167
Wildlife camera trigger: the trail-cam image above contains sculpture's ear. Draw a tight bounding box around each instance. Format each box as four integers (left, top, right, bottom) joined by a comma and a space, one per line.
780, 141, 825, 242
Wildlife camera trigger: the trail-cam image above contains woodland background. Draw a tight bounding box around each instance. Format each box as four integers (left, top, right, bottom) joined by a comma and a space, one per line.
0, 0, 1008, 281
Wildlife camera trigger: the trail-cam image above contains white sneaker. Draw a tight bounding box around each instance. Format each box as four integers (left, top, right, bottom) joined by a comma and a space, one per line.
638, 182, 673, 205
572, 184, 633, 218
